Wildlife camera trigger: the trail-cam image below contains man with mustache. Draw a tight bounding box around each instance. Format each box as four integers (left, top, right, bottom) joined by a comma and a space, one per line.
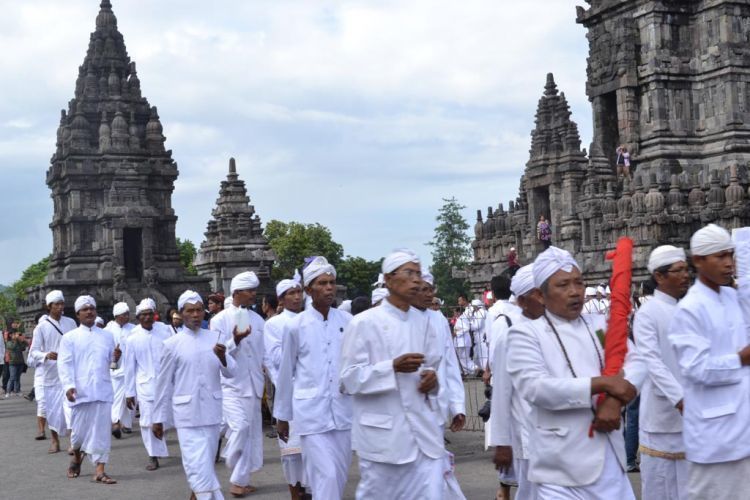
274, 256, 353, 500
668, 224, 750, 500
634, 245, 690, 500
506, 246, 645, 499
340, 249, 446, 499
58, 295, 120, 485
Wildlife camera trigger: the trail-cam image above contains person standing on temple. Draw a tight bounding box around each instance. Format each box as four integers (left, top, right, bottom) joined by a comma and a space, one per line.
27, 290, 77, 453
211, 271, 266, 498
264, 273, 308, 500
105, 302, 134, 439
153, 290, 236, 500
58, 295, 119, 484
341, 249, 447, 498
536, 215, 551, 249
668, 225, 750, 499
274, 257, 353, 500
634, 245, 690, 500
124, 298, 173, 471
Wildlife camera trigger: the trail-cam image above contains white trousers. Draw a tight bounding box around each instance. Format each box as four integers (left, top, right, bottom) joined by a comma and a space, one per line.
70, 401, 112, 465
279, 420, 305, 486
536, 443, 635, 500
111, 375, 133, 427
357, 450, 444, 500
641, 454, 687, 500
300, 429, 352, 500
221, 395, 263, 487
35, 384, 46, 418
515, 458, 537, 500
138, 399, 169, 458
687, 457, 750, 500
455, 346, 476, 375
44, 384, 68, 437
176, 425, 224, 500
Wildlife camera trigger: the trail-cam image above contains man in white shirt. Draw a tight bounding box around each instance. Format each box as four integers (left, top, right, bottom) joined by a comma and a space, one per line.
483, 274, 520, 384
634, 245, 690, 500
274, 256, 353, 500
506, 247, 645, 499
27, 290, 77, 453
153, 290, 237, 500
491, 264, 543, 500
341, 249, 446, 499
668, 224, 750, 499
211, 271, 266, 498
28, 314, 49, 441
264, 272, 308, 499
58, 295, 120, 485
453, 300, 484, 375
124, 298, 173, 471
105, 302, 134, 439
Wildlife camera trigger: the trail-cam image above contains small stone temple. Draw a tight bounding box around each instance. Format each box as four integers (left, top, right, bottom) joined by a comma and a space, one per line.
18, 0, 209, 323
195, 158, 276, 295
469, 0, 750, 291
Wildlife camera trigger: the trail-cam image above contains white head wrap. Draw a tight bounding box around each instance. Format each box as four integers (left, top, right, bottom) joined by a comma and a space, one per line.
178, 290, 203, 311
276, 269, 302, 297
112, 302, 130, 317
533, 246, 580, 288
372, 287, 389, 305
596, 285, 605, 296
303, 256, 336, 287
584, 286, 596, 297
471, 298, 483, 307
382, 249, 420, 274
224, 297, 233, 309
510, 264, 535, 298
647, 245, 687, 273
45, 290, 64, 305
372, 273, 385, 287
74, 295, 96, 313
339, 300, 352, 313
230, 271, 260, 294
691, 224, 734, 257
421, 267, 434, 286
135, 298, 155, 316
95, 317, 105, 327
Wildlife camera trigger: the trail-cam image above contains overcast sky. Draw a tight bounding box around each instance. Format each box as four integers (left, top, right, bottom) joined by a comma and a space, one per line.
0, 0, 590, 285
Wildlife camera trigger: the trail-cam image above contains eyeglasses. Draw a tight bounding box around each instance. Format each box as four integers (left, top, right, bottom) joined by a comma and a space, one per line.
389, 269, 422, 279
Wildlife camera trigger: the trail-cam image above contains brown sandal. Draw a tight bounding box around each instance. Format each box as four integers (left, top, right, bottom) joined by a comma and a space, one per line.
67, 460, 81, 478
92, 473, 117, 485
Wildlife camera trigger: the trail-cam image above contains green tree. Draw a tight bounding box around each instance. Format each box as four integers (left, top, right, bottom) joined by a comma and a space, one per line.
264, 220, 344, 280
337, 256, 382, 298
428, 197, 471, 305
176, 238, 198, 275
12, 255, 50, 299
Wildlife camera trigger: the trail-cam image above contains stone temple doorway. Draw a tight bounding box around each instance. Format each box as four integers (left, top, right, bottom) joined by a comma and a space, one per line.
599, 91, 620, 166
123, 228, 143, 280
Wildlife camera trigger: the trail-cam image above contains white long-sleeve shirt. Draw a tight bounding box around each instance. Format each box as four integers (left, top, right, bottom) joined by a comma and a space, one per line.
57, 324, 115, 406
124, 323, 173, 402
489, 314, 534, 459
634, 289, 684, 435
340, 300, 445, 464
27, 315, 77, 386
263, 309, 298, 386
273, 306, 352, 435
152, 327, 237, 428
668, 279, 750, 463
105, 320, 134, 379
425, 308, 464, 421
211, 305, 265, 399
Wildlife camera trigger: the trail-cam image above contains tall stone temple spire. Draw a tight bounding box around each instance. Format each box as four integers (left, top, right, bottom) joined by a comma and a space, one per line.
195, 158, 275, 294
19, 0, 208, 322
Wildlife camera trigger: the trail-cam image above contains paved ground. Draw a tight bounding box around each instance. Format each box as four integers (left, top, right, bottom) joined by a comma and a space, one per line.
1, 371, 641, 499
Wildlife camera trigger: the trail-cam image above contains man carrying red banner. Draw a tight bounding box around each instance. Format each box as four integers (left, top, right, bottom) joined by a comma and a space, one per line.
507, 246, 646, 499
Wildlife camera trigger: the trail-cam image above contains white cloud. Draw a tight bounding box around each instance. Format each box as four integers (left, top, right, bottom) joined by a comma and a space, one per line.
0, 0, 591, 284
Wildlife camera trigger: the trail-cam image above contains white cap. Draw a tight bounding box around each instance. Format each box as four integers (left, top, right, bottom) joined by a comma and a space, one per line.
303, 257, 336, 287
533, 246, 580, 288
74, 295, 96, 313
112, 302, 129, 317
230, 271, 260, 294
382, 248, 420, 274
691, 223, 734, 256
45, 290, 64, 305
177, 290, 203, 311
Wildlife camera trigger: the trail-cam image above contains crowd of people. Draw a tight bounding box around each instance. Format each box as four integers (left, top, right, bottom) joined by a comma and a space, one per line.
4, 223, 750, 500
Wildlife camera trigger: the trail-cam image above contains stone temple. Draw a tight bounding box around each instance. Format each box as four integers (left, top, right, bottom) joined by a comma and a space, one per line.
469, 0, 750, 291
195, 158, 276, 296
18, 0, 209, 322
